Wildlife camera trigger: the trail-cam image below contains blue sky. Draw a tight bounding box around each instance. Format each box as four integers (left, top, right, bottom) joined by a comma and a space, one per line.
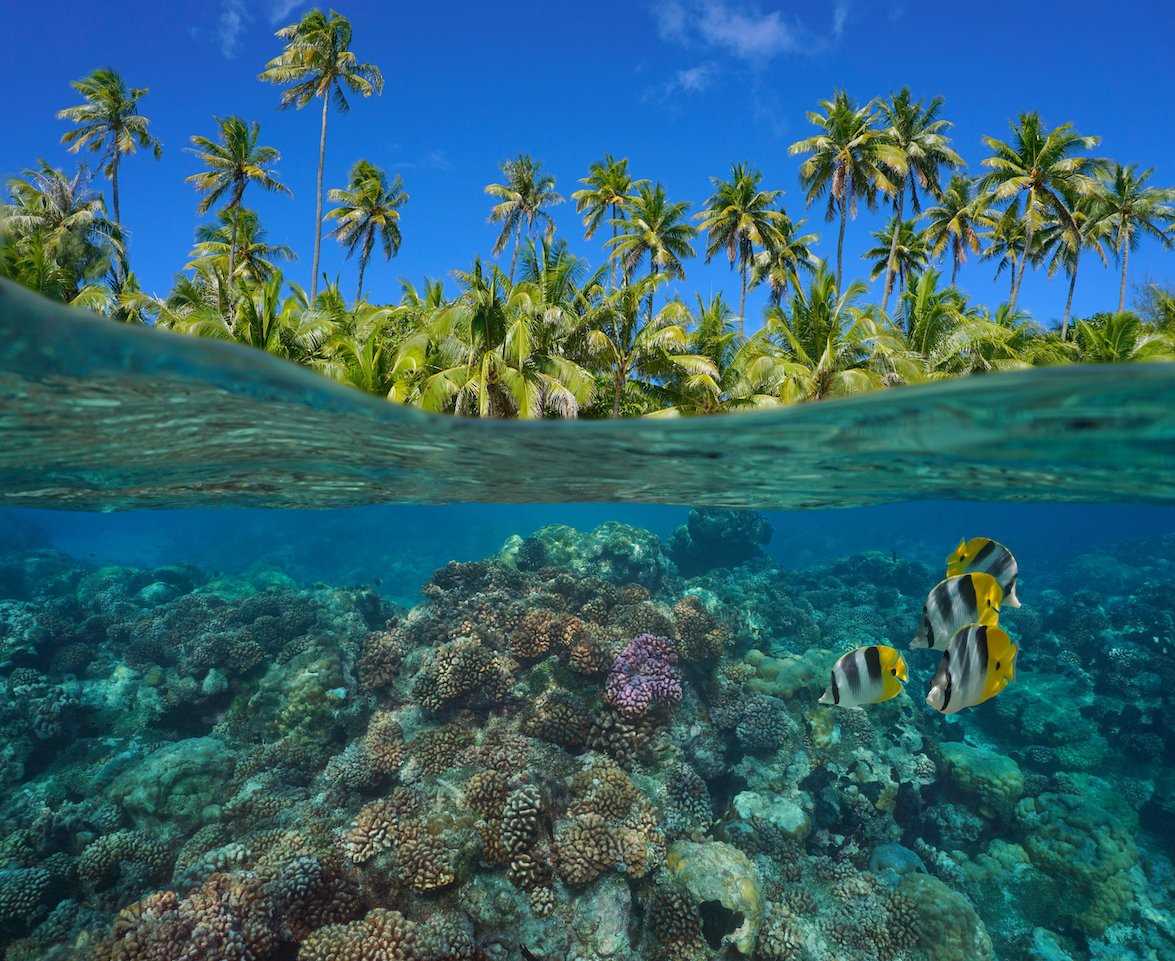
7, 0, 1174, 331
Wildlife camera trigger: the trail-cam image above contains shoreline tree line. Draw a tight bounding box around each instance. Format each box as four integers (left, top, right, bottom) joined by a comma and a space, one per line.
3, 9, 1174, 418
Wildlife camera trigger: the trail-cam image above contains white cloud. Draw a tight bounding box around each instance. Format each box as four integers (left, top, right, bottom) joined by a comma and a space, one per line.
217, 0, 250, 59
652, 1, 804, 62
643, 62, 719, 103
269, 0, 306, 25
393, 149, 454, 172
832, 1, 850, 39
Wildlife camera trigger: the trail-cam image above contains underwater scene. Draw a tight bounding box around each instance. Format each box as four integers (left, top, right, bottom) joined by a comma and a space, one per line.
3, 291, 1175, 961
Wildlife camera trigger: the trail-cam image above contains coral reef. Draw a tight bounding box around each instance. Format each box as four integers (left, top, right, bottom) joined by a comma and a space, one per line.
0, 522, 1172, 961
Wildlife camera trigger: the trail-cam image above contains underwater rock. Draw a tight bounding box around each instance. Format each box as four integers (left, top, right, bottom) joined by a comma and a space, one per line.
937, 741, 1024, 820
105, 736, 235, 832
666, 840, 762, 954
1015, 775, 1140, 936
731, 791, 810, 842
743, 648, 832, 700
898, 872, 994, 961
506, 523, 673, 589
667, 508, 772, 577
1028, 927, 1078, 961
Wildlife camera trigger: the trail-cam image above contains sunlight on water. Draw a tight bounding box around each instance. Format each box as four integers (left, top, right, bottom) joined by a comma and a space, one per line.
1, 283, 1174, 961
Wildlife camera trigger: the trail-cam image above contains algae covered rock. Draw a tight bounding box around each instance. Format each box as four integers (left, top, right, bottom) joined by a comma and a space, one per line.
666, 840, 762, 954
731, 791, 810, 842
938, 741, 1024, 820
899, 872, 994, 961
1014, 775, 1139, 936
506, 523, 673, 589
106, 736, 235, 832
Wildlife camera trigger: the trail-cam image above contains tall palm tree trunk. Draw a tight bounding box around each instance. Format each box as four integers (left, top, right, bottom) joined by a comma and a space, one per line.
951, 245, 960, 288
1118, 237, 1130, 313
311, 94, 329, 300
508, 224, 521, 283
227, 207, 239, 292
881, 193, 904, 313
1062, 254, 1079, 340
110, 153, 122, 231
610, 205, 618, 292
738, 259, 748, 340
835, 198, 847, 292
1010, 225, 1033, 313
612, 363, 625, 418
647, 263, 656, 325
357, 254, 368, 303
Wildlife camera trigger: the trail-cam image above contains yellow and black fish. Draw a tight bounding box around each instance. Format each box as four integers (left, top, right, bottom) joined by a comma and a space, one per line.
912, 572, 1003, 650
818, 645, 909, 708
926, 624, 1017, 714
947, 537, 1021, 607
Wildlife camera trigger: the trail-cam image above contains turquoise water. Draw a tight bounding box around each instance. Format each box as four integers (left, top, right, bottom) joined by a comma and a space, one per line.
1, 280, 1174, 961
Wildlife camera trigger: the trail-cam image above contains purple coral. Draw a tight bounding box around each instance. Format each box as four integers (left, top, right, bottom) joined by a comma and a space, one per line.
604, 633, 682, 719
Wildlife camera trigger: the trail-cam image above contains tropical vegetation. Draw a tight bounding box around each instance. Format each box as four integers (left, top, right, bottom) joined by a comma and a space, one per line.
2, 10, 1174, 419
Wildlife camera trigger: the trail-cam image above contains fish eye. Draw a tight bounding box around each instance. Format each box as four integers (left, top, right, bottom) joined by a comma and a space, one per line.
995, 661, 1001, 669
891, 668, 897, 675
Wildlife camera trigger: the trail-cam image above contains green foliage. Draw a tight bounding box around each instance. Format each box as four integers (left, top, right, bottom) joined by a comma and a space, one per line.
7, 69, 1175, 420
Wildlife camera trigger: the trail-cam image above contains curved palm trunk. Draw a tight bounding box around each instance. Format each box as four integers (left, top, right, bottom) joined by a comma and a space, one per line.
1118, 237, 1130, 313
311, 94, 329, 301
357, 254, 368, 303
1061, 255, 1079, 340
881, 192, 904, 314
835, 198, 847, 292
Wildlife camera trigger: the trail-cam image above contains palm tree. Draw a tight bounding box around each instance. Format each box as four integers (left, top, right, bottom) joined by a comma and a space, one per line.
1098, 163, 1175, 312
608, 182, 697, 323
864, 218, 930, 301
260, 9, 384, 300
1074, 312, 1175, 363
57, 68, 162, 240
1, 162, 122, 300
582, 275, 715, 417
71, 268, 160, 324
978, 113, 1100, 312
873, 89, 962, 311
186, 117, 291, 297
571, 155, 644, 290
759, 268, 884, 401
748, 215, 821, 309
485, 154, 563, 281
1035, 192, 1111, 338
695, 163, 787, 337
418, 260, 593, 418
980, 200, 1029, 303
188, 207, 295, 284
326, 160, 408, 302
788, 92, 896, 290
923, 176, 988, 286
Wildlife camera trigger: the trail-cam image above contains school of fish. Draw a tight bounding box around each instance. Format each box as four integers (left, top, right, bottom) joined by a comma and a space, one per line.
819, 537, 1020, 715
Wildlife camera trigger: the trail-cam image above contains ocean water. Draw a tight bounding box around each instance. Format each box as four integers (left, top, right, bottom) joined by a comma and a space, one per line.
1, 280, 1174, 961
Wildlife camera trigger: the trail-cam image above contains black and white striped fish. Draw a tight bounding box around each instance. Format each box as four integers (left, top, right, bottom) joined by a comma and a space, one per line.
926, 624, 1018, 714
818, 645, 909, 708
947, 537, 1021, 607
912, 572, 1003, 650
